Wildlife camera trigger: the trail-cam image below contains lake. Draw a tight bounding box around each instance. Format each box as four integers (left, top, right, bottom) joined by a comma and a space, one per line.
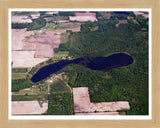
113, 11, 130, 15
31, 53, 134, 83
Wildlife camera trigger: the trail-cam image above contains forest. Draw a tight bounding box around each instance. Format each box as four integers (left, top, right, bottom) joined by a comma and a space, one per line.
45, 93, 74, 115
56, 12, 149, 115
12, 78, 33, 92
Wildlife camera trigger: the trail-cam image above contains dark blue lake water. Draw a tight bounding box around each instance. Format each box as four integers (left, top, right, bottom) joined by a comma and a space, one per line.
31, 53, 134, 83
113, 11, 130, 15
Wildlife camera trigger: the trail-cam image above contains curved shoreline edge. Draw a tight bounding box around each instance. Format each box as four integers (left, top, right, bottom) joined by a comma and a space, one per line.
31, 52, 134, 83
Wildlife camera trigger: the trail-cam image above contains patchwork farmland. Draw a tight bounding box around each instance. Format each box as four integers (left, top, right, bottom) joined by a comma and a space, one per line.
11, 11, 149, 116
73, 87, 130, 115
12, 101, 48, 115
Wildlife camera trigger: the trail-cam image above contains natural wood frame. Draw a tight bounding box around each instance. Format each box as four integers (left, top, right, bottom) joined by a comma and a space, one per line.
0, 0, 160, 127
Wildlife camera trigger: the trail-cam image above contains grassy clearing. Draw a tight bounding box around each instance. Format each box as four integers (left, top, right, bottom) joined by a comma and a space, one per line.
46, 23, 68, 30
50, 79, 71, 94
54, 23, 68, 30
46, 22, 80, 31
18, 86, 40, 95
54, 51, 69, 58
12, 73, 27, 80
60, 32, 70, 44
46, 16, 69, 22
12, 68, 28, 73
12, 95, 44, 101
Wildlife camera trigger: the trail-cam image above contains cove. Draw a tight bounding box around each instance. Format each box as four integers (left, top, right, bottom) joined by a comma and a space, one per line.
31, 53, 134, 83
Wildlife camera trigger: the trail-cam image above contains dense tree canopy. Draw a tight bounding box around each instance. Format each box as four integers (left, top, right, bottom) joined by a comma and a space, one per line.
57, 13, 149, 115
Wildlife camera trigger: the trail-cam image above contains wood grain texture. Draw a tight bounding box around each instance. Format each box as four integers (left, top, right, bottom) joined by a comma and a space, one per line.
0, 0, 160, 127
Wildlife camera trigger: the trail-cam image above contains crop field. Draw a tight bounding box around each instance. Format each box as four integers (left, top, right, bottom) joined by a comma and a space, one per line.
24, 31, 60, 48
12, 29, 33, 50
73, 87, 130, 114
12, 101, 48, 115
23, 31, 61, 58
12, 29, 61, 67
12, 51, 48, 67
11, 15, 32, 23
11, 11, 149, 116
69, 12, 97, 22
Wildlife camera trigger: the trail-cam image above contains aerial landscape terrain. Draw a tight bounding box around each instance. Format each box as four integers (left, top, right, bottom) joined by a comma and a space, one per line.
11, 10, 149, 116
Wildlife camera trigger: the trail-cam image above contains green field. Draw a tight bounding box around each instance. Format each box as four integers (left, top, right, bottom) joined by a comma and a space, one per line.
60, 32, 70, 44
50, 79, 71, 94
12, 73, 27, 80
12, 68, 28, 73
12, 95, 44, 101
54, 51, 69, 58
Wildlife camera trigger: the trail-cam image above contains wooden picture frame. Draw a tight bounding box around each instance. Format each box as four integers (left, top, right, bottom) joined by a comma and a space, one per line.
0, 0, 160, 127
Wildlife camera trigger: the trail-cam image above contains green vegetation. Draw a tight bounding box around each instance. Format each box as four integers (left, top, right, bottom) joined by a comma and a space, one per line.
27, 18, 47, 31
58, 12, 75, 16
46, 16, 69, 22
54, 51, 69, 59
11, 12, 149, 115
12, 78, 33, 92
46, 93, 74, 115
12, 73, 27, 80
12, 11, 38, 16
29, 66, 39, 75
56, 13, 149, 115
54, 51, 69, 56
50, 79, 70, 93
46, 22, 71, 30
12, 68, 28, 73
46, 58, 54, 64
12, 18, 47, 31
54, 23, 69, 30
60, 32, 71, 43
12, 95, 43, 101
12, 23, 30, 29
